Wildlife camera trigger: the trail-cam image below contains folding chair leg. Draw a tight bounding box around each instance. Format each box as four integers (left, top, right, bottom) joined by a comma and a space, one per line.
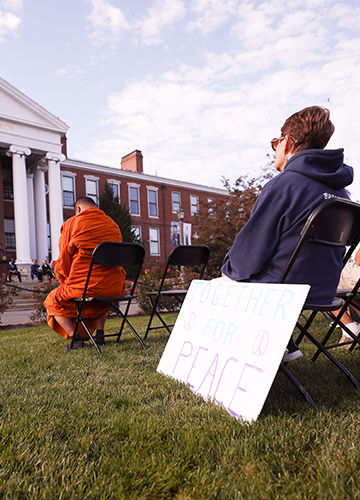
144, 295, 159, 339
111, 304, 146, 349
116, 300, 131, 343
72, 309, 102, 355
279, 363, 315, 405
296, 321, 360, 390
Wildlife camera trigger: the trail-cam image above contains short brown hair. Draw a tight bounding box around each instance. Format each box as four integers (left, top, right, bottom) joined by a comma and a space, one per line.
281, 106, 334, 153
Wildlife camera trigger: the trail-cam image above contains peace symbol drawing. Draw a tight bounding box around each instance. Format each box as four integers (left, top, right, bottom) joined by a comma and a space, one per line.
183, 311, 196, 331
252, 329, 270, 357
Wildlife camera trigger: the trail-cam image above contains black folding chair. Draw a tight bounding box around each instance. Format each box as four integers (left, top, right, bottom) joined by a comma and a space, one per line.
311, 278, 360, 359
144, 245, 210, 339
70, 241, 146, 354
280, 198, 360, 399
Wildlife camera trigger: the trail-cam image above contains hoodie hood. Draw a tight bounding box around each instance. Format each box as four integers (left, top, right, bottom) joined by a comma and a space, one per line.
284, 148, 353, 189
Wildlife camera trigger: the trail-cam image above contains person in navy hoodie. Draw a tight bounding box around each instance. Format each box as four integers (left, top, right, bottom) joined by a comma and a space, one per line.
221, 106, 353, 361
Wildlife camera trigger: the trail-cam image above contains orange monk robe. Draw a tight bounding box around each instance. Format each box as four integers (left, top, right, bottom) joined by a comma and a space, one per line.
44, 207, 126, 339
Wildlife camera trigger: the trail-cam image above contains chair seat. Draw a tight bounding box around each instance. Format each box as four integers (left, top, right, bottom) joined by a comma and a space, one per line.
336, 289, 356, 298
73, 294, 136, 303
303, 297, 343, 311
147, 289, 187, 297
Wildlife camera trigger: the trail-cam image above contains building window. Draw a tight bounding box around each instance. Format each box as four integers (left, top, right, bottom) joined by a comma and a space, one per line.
109, 181, 120, 201
47, 222, 51, 255
86, 178, 98, 204
4, 218, 15, 249
147, 188, 158, 217
190, 194, 199, 215
131, 225, 141, 242
172, 191, 181, 213
129, 185, 140, 215
207, 197, 214, 216
149, 227, 160, 256
62, 174, 75, 207
3, 180, 13, 200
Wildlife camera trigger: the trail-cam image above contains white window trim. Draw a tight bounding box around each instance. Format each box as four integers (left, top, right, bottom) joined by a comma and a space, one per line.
149, 227, 160, 256
171, 191, 181, 213
128, 183, 141, 217
146, 186, 159, 219
61, 172, 76, 208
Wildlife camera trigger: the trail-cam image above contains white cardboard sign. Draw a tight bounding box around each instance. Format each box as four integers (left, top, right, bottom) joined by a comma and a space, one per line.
157, 277, 310, 422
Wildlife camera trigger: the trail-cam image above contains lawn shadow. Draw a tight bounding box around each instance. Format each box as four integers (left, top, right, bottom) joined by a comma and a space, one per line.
262, 350, 360, 417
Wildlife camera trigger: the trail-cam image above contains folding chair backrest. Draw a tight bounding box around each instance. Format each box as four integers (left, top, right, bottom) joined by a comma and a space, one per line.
280, 198, 360, 283
167, 245, 210, 268
92, 241, 144, 268
82, 242, 145, 298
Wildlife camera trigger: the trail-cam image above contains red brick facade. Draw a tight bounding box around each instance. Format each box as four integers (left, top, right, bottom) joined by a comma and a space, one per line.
61, 151, 227, 265
1, 150, 228, 265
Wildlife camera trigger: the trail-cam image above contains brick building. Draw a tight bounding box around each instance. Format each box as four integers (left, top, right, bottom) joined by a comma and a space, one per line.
0, 77, 227, 270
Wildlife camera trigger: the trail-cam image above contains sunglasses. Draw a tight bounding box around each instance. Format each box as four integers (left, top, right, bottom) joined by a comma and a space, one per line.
271, 135, 296, 151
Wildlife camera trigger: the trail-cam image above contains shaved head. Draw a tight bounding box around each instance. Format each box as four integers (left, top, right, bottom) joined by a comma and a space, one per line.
75, 196, 97, 214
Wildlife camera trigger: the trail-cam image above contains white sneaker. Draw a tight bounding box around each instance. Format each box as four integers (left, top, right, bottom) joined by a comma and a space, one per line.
282, 347, 303, 362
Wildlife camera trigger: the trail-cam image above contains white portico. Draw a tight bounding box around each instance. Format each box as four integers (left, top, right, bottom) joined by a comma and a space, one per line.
0, 78, 68, 270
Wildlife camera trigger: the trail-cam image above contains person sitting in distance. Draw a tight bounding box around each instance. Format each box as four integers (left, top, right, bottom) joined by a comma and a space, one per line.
42, 259, 54, 280
7, 257, 22, 283
31, 259, 43, 281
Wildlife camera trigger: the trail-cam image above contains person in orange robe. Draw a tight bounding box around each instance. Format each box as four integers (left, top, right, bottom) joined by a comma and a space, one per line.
44, 196, 126, 350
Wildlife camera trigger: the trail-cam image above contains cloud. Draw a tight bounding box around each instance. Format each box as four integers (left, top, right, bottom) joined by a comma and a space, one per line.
86, 0, 128, 44
188, 0, 238, 34
0, 0, 22, 12
135, 0, 186, 45
76, 0, 360, 193
0, 9, 20, 41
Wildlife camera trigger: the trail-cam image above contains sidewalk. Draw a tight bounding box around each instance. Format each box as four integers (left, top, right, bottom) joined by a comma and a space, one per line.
1, 301, 142, 328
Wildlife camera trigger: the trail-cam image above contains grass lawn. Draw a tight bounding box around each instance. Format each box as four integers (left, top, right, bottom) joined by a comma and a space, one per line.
0, 314, 360, 499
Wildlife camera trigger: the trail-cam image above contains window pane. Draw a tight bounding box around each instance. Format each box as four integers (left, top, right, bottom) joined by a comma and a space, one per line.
63, 191, 74, 207
148, 189, 158, 217
86, 179, 97, 195
4, 218, 15, 249
4, 218, 15, 232
190, 195, 199, 215
149, 228, 160, 255
86, 179, 98, 204
3, 181, 13, 200
172, 192, 180, 212
131, 226, 141, 241
62, 176, 75, 206
109, 182, 119, 199
129, 187, 139, 215
62, 176, 73, 191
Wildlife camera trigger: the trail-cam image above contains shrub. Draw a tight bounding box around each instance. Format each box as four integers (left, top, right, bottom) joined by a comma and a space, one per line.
30, 279, 59, 321
136, 265, 206, 314
0, 275, 18, 322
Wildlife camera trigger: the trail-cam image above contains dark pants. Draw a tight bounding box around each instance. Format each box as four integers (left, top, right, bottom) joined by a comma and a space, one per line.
31, 270, 43, 281
8, 271, 22, 283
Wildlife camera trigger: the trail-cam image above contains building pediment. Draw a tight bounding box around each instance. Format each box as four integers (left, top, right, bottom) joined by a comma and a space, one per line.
0, 77, 68, 133
0, 77, 69, 154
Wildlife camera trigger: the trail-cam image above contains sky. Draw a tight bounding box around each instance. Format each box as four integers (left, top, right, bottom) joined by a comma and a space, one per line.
1, 0, 360, 197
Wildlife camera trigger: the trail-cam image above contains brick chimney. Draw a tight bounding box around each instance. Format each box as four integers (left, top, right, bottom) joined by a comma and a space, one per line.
121, 150, 143, 173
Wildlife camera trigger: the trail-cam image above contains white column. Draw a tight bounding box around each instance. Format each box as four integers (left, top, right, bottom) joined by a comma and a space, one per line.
27, 173, 36, 260
46, 152, 65, 261
34, 164, 49, 263
7, 145, 32, 267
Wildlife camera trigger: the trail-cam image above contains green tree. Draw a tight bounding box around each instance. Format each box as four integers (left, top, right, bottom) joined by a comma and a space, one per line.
99, 181, 136, 242
193, 165, 274, 277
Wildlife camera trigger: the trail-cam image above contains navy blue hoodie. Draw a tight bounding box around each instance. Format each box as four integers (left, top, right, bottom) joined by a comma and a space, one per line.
221, 149, 353, 304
